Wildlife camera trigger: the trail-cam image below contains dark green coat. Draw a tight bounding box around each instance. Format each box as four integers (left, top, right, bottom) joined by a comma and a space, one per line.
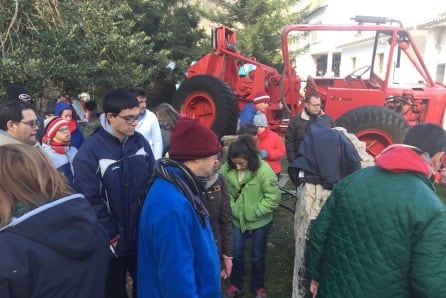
306, 166, 446, 298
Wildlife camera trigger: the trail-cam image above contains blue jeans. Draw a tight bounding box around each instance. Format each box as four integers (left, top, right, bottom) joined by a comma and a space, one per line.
230, 221, 273, 294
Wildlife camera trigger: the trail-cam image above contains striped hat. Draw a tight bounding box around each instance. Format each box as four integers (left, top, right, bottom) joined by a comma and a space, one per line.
252, 91, 270, 104
43, 116, 69, 143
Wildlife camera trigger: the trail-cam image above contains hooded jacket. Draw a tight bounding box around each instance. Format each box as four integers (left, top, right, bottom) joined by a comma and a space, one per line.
54, 100, 85, 149
306, 145, 446, 298
0, 194, 109, 298
237, 102, 259, 131
73, 114, 155, 256
257, 127, 285, 174
221, 160, 281, 232
138, 162, 221, 298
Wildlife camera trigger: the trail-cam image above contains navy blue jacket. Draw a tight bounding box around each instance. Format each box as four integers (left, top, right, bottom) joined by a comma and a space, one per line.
73, 114, 155, 256
0, 194, 109, 298
289, 121, 341, 189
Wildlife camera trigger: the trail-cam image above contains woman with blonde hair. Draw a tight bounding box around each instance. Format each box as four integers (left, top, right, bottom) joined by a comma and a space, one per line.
0, 144, 109, 298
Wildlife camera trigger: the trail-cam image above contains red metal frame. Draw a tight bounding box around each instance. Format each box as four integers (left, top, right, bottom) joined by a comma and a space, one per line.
183, 18, 446, 155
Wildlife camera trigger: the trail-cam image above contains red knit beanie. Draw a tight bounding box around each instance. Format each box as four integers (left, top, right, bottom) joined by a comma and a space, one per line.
252, 91, 270, 104
42, 116, 70, 144
169, 118, 222, 161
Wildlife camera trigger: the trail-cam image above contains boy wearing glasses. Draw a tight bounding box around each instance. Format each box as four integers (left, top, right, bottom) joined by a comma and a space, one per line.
73, 88, 155, 298
0, 100, 40, 146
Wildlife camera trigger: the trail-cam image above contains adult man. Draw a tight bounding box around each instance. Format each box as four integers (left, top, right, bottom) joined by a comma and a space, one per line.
284, 93, 333, 298
0, 100, 39, 145
129, 86, 163, 159
5, 84, 45, 142
237, 91, 270, 131
306, 123, 446, 298
285, 93, 335, 164
138, 117, 222, 297
73, 88, 155, 298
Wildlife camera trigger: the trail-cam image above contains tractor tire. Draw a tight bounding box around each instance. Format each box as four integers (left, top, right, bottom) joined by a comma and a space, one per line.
173, 75, 239, 138
336, 106, 409, 156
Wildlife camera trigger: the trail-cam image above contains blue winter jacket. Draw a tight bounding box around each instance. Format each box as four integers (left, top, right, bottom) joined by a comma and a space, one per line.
237, 102, 259, 131
0, 194, 109, 298
42, 144, 77, 188
138, 166, 221, 298
73, 114, 155, 256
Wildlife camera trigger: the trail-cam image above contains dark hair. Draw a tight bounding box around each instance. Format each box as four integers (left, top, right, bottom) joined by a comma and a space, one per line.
304, 93, 320, 103
102, 88, 139, 114
404, 123, 446, 157
129, 86, 147, 98
238, 123, 258, 136
41, 101, 57, 116
0, 101, 34, 130
227, 134, 260, 171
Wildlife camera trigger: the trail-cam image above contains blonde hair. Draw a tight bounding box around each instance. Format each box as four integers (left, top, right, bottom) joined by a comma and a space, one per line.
0, 144, 72, 227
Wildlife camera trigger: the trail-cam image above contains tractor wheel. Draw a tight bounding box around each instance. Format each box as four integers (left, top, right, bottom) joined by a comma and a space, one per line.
336, 106, 409, 157
172, 75, 239, 138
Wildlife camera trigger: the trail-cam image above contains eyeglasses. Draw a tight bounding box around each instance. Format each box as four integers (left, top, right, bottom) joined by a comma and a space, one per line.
19, 120, 40, 128
114, 114, 139, 124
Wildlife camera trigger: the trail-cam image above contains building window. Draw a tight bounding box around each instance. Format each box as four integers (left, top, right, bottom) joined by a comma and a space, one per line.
436, 64, 445, 84
316, 55, 327, 76
332, 53, 341, 77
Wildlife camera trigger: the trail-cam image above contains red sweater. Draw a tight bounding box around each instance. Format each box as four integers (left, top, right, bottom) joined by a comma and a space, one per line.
257, 127, 286, 174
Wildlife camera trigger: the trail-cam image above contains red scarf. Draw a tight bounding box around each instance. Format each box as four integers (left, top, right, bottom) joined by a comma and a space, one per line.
68, 119, 77, 133
49, 139, 70, 154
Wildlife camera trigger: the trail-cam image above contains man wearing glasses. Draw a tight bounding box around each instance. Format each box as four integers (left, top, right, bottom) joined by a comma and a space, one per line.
5, 84, 45, 143
73, 88, 155, 298
0, 100, 40, 146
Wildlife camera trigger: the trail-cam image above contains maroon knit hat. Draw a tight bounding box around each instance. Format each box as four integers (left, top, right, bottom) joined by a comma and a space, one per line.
252, 91, 270, 104
169, 118, 222, 162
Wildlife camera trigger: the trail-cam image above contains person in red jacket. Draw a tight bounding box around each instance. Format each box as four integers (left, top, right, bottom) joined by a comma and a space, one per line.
253, 113, 285, 177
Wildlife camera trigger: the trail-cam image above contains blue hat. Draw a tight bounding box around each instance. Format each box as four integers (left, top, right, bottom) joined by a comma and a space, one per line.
54, 100, 72, 116
253, 113, 268, 127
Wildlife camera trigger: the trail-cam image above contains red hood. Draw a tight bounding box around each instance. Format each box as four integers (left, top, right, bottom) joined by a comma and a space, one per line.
375, 144, 432, 177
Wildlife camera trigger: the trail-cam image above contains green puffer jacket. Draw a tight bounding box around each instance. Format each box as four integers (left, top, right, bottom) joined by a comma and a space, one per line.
306, 165, 446, 298
221, 160, 281, 232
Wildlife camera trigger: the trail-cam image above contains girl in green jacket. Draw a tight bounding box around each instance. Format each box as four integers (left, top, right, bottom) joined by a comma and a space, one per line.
221, 135, 281, 298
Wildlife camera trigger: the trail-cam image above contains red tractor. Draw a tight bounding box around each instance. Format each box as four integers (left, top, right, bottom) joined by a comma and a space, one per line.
172, 16, 446, 156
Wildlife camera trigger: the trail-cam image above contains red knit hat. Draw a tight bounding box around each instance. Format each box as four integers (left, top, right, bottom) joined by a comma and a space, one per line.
252, 91, 270, 104
42, 116, 70, 144
169, 118, 222, 161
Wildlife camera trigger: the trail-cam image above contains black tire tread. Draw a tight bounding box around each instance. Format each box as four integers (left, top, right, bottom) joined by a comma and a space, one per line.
336, 106, 409, 143
172, 75, 239, 138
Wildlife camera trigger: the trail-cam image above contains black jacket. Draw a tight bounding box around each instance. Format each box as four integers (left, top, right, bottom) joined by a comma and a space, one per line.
0, 194, 109, 298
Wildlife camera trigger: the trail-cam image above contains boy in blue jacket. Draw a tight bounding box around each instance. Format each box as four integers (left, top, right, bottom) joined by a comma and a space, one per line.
73, 88, 155, 298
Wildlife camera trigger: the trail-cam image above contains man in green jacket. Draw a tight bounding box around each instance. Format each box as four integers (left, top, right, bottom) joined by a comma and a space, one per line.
306, 123, 446, 298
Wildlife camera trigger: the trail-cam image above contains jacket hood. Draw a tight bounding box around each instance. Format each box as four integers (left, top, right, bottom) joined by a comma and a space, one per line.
375, 144, 432, 177
54, 100, 72, 117
0, 194, 101, 259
